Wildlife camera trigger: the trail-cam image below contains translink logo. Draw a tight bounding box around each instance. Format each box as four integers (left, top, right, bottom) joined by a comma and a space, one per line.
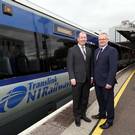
0, 86, 27, 112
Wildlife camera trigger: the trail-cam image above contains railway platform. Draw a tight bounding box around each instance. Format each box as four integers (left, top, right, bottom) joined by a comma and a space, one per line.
19, 64, 135, 135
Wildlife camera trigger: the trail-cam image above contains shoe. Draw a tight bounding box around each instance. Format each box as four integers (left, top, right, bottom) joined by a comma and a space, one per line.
91, 114, 106, 119
81, 116, 91, 122
75, 118, 81, 127
100, 121, 113, 129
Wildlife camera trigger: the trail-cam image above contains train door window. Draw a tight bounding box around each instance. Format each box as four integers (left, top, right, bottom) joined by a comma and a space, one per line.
36, 34, 50, 72
0, 25, 40, 78
40, 35, 75, 71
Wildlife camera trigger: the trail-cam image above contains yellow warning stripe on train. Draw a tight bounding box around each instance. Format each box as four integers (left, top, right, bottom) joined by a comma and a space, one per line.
92, 70, 135, 135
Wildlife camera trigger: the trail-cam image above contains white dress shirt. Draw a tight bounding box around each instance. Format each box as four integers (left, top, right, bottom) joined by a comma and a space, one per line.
78, 44, 86, 60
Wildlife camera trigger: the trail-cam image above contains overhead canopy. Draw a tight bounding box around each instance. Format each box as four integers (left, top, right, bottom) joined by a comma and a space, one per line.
115, 24, 135, 49
117, 30, 135, 42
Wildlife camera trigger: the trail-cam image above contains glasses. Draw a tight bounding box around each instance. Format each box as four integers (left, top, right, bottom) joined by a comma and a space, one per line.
99, 38, 107, 40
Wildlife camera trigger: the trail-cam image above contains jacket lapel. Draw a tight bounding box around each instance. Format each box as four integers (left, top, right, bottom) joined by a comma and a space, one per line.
102, 45, 109, 53
76, 45, 86, 61
95, 48, 99, 61
86, 47, 90, 61
95, 45, 109, 61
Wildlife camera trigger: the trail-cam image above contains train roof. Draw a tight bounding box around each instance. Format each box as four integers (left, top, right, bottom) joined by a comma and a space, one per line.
4, 0, 98, 37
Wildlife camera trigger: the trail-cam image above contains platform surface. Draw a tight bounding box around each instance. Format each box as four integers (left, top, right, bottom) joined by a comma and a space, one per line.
19, 64, 135, 135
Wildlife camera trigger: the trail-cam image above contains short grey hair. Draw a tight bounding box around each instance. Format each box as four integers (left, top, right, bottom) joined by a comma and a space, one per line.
99, 32, 109, 39
77, 31, 87, 38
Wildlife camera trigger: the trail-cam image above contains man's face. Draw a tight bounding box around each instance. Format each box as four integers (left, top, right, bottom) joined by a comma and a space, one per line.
77, 33, 87, 46
98, 34, 109, 47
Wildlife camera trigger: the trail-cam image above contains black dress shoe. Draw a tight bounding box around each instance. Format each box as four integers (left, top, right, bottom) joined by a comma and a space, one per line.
100, 121, 113, 129
75, 118, 81, 127
81, 116, 91, 122
91, 114, 106, 119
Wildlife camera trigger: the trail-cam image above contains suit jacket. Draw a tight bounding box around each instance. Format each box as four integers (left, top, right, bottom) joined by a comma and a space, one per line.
94, 45, 118, 87
67, 45, 92, 83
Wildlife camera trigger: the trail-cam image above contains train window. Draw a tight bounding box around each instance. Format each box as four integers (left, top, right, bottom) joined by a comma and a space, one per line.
40, 35, 75, 71
0, 25, 75, 79
0, 25, 40, 78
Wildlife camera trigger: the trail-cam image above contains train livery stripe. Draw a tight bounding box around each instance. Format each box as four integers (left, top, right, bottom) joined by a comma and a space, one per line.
0, 69, 67, 86
91, 70, 135, 135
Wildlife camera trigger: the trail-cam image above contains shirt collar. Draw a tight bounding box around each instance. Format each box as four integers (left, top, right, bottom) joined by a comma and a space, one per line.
100, 44, 108, 51
78, 44, 85, 49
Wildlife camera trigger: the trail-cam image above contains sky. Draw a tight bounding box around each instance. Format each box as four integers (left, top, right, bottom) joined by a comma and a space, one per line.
27, 0, 135, 33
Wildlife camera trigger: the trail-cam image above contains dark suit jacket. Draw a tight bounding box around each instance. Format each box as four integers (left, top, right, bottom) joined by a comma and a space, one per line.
67, 45, 92, 83
94, 45, 118, 87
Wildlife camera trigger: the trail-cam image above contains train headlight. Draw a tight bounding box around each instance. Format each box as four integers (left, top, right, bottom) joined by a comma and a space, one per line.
2, 4, 13, 16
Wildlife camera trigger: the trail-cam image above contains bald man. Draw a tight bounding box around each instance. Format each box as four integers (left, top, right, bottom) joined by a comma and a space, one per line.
67, 31, 93, 127
92, 33, 118, 129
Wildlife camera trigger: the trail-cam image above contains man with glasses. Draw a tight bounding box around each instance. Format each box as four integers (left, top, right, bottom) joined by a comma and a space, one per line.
92, 33, 118, 129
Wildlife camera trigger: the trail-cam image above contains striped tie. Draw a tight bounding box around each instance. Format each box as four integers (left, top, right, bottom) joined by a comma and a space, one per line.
82, 46, 86, 60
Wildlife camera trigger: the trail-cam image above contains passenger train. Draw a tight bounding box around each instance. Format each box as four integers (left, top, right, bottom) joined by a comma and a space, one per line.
0, 0, 135, 127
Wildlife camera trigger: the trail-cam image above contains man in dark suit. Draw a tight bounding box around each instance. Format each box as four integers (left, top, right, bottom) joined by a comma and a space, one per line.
92, 33, 118, 129
67, 31, 93, 127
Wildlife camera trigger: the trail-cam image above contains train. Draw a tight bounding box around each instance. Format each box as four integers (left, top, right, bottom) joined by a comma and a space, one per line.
0, 0, 135, 127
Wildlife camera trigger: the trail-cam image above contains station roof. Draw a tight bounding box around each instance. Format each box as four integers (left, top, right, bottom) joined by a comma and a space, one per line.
117, 30, 135, 43
116, 24, 135, 49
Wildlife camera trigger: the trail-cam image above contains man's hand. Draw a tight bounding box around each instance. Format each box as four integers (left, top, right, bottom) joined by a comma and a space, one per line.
70, 79, 76, 86
105, 84, 112, 89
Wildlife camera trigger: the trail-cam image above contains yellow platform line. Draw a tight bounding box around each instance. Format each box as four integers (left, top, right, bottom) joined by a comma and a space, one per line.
91, 70, 135, 135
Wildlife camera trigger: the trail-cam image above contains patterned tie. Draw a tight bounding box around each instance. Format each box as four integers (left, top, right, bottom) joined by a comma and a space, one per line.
96, 48, 102, 61
81, 46, 86, 60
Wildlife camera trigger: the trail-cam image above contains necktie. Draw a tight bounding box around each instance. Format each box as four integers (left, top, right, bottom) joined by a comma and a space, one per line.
96, 48, 102, 60
81, 46, 86, 60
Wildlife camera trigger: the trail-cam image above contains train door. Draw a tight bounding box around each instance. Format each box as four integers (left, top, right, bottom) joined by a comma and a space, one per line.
38, 33, 75, 72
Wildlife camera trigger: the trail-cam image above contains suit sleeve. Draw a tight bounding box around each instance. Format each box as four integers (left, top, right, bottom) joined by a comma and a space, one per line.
90, 48, 94, 78
107, 48, 118, 85
67, 48, 75, 80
